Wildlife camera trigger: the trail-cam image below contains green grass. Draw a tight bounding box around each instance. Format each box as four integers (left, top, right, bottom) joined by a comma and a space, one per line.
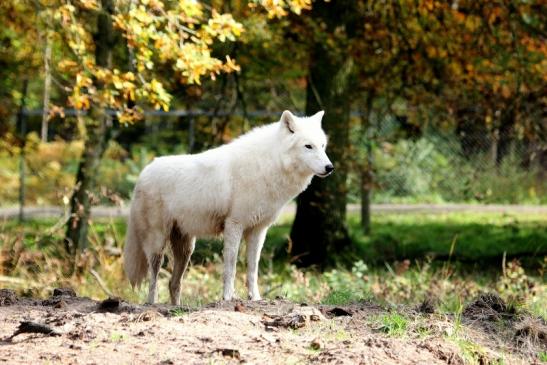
169, 307, 190, 317
349, 212, 547, 263
378, 313, 409, 337
5, 210, 546, 266
321, 289, 358, 305
1, 212, 545, 311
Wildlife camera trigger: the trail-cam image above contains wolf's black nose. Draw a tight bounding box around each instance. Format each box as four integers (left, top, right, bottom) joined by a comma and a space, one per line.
325, 164, 334, 173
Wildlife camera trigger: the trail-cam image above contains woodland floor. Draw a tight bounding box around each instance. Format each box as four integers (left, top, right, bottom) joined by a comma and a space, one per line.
1, 289, 545, 364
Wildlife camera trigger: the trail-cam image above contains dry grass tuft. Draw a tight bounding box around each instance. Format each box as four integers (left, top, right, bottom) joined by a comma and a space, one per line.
463, 292, 515, 321
514, 316, 547, 348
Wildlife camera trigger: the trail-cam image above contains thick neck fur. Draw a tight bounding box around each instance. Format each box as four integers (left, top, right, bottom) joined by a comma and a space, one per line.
218, 122, 314, 200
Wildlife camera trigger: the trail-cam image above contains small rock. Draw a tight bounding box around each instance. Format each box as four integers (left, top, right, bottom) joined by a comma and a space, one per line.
325, 307, 353, 318
54, 300, 67, 309
234, 303, 245, 312
310, 338, 323, 350
0, 289, 17, 306
53, 288, 76, 297
98, 297, 121, 312
215, 349, 240, 359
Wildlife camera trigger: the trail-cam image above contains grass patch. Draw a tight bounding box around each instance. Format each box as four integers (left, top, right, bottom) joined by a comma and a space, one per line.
451, 337, 489, 365
169, 307, 190, 317
321, 289, 358, 305
377, 313, 409, 337
349, 212, 547, 263
109, 332, 126, 342
0, 212, 545, 312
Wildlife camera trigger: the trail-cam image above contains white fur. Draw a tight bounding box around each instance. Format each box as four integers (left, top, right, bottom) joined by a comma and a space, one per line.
123, 110, 333, 304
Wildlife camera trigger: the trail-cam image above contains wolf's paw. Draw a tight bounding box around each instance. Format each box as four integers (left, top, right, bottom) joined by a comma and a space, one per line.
248, 293, 262, 301
222, 294, 240, 301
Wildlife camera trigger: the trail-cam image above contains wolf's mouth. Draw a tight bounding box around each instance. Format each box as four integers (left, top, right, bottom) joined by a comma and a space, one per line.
317, 171, 333, 178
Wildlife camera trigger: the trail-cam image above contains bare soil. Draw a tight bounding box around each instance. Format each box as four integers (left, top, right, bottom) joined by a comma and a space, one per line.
0, 289, 545, 364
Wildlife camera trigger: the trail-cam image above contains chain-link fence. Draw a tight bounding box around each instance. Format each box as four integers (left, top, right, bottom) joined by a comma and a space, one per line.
353, 116, 546, 205
2, 109, 546, 211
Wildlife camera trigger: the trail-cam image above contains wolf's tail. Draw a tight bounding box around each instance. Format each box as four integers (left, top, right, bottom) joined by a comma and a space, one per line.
123, 207, 148, 287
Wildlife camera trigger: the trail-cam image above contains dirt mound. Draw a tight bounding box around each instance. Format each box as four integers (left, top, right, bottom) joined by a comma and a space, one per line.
0, 289, 543, 364
463, 292, 516, 321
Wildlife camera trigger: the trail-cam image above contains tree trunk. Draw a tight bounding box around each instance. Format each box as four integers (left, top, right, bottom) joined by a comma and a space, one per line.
64, 0, 114, 254
360, 96, 374, 234
496, 105, 516, 166
41, 34, 52, 142
64, 112, 109, 253
17, 80, 29, 223
360, 155, 372, 235
290, 29, 354, 268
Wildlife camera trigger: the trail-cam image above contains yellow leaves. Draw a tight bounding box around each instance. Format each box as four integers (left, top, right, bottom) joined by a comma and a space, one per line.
48, 105, 66, 120
117, 107, 144, 124
133, 5, 155, 25
176, 0, 203, 20
46, 0, 245, 120
486, 6, 504, 26
448, 61, 462, 76
223, 56, 240, 73
464, 15, 482, 32
76, 0, 99, 11
140, 79, 171, 110
425, 46, 447, 59
204, 11, 244, 43
76, 72, 93, 89
69, 93, 91, 110
251, 0, 311, 18
58, 59, 79, 73
500, 85, 511, 99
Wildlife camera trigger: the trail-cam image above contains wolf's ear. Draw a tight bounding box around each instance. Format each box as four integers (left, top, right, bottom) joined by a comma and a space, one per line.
311, 110, 325, 125
281, 110, 296, 134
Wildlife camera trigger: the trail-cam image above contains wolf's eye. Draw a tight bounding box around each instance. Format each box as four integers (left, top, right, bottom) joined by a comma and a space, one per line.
305, 144, 313, 149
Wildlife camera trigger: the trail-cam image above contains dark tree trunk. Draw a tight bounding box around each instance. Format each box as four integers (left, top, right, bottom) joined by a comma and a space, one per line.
64, 0, 114, 255
360, 167, 372, 234
496, 105, 516, 166
17, 80, 29, 223
360, 96, 374, 235
290, 2, 357, 268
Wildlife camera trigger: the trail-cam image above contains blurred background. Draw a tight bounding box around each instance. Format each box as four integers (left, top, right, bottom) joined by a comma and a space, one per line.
0, 0, 545, 317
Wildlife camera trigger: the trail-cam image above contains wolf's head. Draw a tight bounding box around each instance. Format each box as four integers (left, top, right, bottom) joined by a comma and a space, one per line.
279, 110, 334, 178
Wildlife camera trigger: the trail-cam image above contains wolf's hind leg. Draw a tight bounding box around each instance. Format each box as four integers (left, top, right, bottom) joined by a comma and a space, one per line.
245, 227, 268, 301
143, 231, 166, 304
169, 222, 195, 305
146, 252, 163, 304
222, 220, 243, 301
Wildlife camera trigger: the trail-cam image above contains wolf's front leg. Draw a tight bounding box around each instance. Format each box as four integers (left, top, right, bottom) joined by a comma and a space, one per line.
245, 227, 267, 300
222, 220, 243, 301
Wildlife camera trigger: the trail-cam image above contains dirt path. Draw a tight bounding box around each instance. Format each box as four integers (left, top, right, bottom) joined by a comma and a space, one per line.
1, 290, 544, 364
1, 203, 546, 220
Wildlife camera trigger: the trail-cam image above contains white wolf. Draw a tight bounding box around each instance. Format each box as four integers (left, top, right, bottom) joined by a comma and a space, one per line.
124, 110, 333, 304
